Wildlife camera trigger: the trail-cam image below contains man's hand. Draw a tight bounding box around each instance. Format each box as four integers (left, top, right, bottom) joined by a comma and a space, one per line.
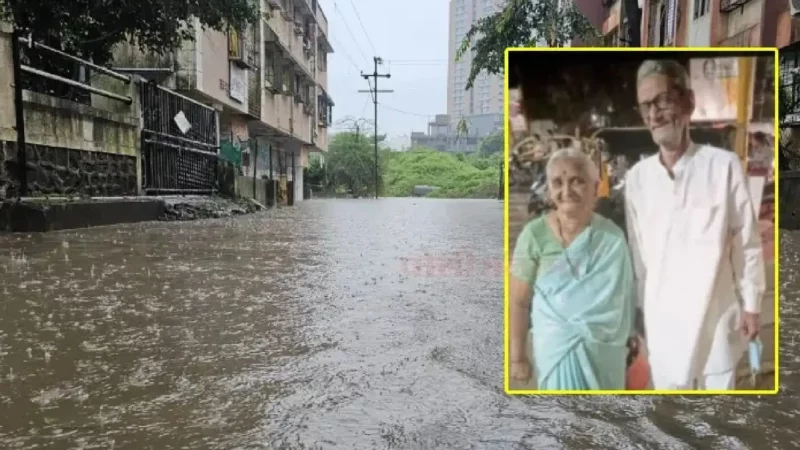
510, 360, 532, 383
741, 311, 760, 340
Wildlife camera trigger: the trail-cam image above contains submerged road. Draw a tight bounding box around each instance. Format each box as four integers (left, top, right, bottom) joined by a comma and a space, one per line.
0, 198, 798, 449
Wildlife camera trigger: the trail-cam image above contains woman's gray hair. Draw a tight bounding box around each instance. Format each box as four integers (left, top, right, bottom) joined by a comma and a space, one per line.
546, 148, 600, 183
636, 59, 690, 91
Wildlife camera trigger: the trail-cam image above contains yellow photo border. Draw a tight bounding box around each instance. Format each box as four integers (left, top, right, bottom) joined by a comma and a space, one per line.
502, 46, 780, 396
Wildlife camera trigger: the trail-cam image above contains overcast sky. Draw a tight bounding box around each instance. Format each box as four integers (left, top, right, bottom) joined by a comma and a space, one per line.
318, 0, 449, 145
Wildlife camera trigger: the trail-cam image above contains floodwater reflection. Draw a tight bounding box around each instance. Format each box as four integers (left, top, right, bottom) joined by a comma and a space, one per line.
0, 198, 797, 449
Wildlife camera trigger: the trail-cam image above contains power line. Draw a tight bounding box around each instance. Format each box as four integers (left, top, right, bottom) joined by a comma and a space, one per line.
332, 0, 369, 62
390, 63, 446, 67
329, 35, 361, 72
379, 103, 434, 118
388, 59, 447, 63
348, 0, 377, 55
360, 91, 370, 117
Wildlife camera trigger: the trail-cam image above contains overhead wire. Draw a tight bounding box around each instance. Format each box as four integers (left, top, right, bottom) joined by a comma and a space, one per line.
332, 0, 369, 62
329, 35, 361, 72
348, 0, 377, 56
378, 103, 434, 118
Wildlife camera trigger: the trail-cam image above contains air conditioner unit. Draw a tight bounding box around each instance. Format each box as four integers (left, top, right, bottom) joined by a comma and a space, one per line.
792, 0, 800, 16
267, 0, 280, 10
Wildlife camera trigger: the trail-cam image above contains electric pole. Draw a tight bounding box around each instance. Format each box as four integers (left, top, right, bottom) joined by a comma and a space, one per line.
358, 57, 392, 199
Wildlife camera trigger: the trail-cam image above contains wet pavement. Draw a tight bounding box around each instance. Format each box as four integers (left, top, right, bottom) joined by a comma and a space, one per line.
0, 198, 798, 449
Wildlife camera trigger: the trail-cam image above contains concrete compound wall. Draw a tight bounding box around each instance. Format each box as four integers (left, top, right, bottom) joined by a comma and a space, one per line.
0, 28, 141, 198
236, 175, 276, 207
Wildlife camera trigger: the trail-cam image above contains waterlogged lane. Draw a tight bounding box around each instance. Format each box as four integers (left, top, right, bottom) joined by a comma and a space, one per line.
0, 198, 797, 449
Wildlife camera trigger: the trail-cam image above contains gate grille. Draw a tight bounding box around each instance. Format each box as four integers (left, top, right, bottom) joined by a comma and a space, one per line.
139, 81, 219, 194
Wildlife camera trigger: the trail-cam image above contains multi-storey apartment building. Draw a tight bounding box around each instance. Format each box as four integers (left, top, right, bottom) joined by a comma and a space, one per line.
447, 0, 505, 132
252, 0, 334, 202
640, 0, 783, 47
113, 0, 333, 203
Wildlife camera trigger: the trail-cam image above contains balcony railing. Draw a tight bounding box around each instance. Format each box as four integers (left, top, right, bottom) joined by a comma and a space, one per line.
720, 0, 751, 13
718, 23, 758, 47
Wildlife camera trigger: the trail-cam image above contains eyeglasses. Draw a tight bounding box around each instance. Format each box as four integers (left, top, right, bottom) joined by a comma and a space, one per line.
637, 90, 680, 116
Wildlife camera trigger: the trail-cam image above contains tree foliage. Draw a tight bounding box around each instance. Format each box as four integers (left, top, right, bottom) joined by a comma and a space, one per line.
324, 132, 381, 197
381, 149, 500, 198
479, 130, 503, 154
0, 0, 260, 66
310, 137, 501, 199
456, 0, 601, 90
306, 153, 326, 189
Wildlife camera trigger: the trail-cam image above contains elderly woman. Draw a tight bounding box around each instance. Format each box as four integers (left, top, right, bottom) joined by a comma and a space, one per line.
509, 148, 636, 390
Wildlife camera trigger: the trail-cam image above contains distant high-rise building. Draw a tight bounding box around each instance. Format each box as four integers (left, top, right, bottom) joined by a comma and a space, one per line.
446, 0, 506, 124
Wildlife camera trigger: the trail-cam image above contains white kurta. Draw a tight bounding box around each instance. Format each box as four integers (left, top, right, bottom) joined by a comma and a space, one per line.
624, 144, 766, 389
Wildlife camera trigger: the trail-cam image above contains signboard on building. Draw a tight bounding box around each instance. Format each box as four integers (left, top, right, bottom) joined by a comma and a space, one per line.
690, 57, 752, 122
229, 63, 248, 103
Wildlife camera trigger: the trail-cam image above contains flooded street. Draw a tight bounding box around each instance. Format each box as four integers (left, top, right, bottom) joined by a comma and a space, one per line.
0, 198, 798, 449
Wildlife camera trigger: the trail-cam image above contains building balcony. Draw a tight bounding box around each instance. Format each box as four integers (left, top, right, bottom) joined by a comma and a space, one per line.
262, 9, 316, 80
317, 87, 333, 127
720, 0, 753, 13
719, 23, 760, 47
260, 49, 316, 138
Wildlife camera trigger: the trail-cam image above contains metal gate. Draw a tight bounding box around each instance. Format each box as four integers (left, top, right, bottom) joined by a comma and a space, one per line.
139, 81, 219, 194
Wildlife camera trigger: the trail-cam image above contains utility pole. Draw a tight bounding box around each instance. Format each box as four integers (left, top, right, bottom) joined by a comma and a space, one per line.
358, 57, 392, 199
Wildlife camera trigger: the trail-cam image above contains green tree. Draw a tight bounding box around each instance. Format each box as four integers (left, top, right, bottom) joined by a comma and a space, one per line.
382, 148, 500, 198
479, 130, 504, 154
0, 0, 260, 66
455, 117, 470, 142
456, 0, 601, 90
306, 153, 326, 190
326, 132, 381, 197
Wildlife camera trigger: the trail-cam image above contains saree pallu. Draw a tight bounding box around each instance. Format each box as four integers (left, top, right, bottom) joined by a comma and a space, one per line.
531, 221, 635, 390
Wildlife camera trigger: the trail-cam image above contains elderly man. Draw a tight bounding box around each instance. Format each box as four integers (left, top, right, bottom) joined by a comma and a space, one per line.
625, 59, 766, 390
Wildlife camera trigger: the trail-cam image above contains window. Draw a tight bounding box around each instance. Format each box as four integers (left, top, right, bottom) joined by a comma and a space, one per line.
693, 0, 710, 19
264, 49, 276, 84
294, 73, 302, 95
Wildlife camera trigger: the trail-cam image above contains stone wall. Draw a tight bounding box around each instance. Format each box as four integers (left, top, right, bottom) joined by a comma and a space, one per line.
0, 29, 141, 198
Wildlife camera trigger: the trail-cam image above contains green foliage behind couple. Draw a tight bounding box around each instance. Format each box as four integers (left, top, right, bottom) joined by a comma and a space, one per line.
307, 132, 501, 199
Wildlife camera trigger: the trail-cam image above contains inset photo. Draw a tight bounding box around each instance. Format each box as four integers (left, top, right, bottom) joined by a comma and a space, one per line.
505, 48, 778, 395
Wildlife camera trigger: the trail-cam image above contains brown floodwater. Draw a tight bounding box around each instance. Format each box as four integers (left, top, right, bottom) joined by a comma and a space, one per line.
0, 198, 797, 449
